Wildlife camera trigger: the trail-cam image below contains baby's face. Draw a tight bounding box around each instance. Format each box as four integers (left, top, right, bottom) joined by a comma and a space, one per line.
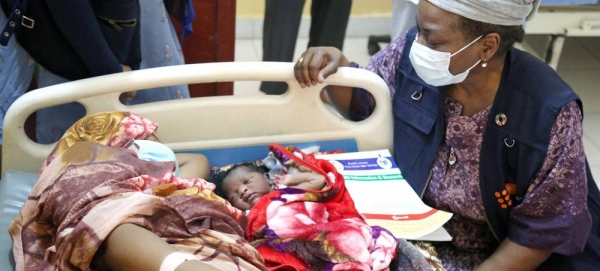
222, 167, 272, 211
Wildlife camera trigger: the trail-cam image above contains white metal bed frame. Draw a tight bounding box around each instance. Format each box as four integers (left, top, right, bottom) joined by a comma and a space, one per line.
1, 62, 393, 175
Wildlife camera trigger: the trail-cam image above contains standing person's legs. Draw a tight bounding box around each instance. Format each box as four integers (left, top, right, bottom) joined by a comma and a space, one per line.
1, 1, 36, 167
260, 0, 305, 95
368, 0, 415, 55
308, 0, 352, 50
35, 68, 85, 144
391, 0, 418, 40
130, 0, 190, 104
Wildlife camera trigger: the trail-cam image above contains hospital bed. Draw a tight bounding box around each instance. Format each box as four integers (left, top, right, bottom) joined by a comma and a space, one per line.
0, 62, 393, 270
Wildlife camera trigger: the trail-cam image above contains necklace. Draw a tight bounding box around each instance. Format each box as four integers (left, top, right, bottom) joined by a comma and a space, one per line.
448, 147, 457, 165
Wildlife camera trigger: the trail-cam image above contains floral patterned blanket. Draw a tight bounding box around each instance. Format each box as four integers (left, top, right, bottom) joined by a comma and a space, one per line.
245, 144, 431, 271
8, 111, 267, 270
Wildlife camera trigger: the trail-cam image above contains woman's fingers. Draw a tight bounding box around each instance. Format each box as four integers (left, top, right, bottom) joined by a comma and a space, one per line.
298, 52, 314, 88
294, 52, 310, 88
121, 64, 132, 72
308, 50, 328, 86
294, 47, 345, 88
318, 55, 341, 83
294, 48, 328, 88
119, 91, 137, 103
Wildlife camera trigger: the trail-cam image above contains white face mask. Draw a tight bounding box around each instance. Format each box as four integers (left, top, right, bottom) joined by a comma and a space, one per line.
132, 140, 180, 176
409, 33, 483, 86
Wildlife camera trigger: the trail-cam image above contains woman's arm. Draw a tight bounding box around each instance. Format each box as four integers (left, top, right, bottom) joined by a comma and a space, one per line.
294, 35, 407, 119
93, 223, 220, 271
475, 239, 552, 271
294, 47, 354, 117
176, 153, 210, 180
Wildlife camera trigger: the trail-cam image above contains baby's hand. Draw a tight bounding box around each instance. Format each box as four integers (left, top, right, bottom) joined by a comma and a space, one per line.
272, 174, 292, 186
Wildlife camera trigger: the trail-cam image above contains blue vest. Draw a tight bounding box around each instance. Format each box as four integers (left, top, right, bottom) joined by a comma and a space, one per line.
394, 28, 599, 268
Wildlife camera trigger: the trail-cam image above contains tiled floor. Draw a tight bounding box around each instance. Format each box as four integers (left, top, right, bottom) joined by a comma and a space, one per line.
233, 35, 600, 184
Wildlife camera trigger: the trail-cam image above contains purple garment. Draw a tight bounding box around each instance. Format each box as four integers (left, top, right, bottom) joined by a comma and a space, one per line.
423, 98, 497, 269
348, 35, 405, 121
351, 34, 591, 270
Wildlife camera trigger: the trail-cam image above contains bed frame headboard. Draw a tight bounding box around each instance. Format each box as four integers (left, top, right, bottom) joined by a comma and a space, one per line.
1, 62, 393, 175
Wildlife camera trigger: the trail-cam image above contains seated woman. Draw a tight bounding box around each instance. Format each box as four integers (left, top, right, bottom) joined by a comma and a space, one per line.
9, 111, 267, 271
293, 0, 600, 270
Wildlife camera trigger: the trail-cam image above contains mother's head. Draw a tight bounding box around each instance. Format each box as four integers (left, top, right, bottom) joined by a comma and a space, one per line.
412, 0, 540, 86
40, 111, 159, 173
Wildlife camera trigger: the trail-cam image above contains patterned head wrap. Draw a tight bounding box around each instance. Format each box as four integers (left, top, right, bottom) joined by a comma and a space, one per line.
427, 0, 541, 26
40, 111, 158, 173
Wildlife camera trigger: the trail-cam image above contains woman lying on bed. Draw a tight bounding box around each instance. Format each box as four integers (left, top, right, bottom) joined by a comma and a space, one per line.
8, 111, 267, 271
211, 145, 438, 271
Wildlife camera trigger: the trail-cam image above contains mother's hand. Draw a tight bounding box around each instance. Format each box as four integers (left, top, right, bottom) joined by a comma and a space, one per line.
293, 47, 350, 88
119, 64, 137, 103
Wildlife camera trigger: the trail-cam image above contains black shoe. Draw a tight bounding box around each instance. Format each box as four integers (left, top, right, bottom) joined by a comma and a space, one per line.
367, 35, 392, 56
260, 81, 288, 95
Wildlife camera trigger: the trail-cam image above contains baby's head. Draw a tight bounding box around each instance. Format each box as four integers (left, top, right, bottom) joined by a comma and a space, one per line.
220, 162, 272, 211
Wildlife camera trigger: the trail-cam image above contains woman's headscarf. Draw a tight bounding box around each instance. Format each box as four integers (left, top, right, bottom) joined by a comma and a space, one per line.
40, 111, 158, 173
428, 0, 541, 26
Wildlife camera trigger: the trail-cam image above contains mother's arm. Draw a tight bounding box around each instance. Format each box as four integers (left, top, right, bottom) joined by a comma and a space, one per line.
93, 223, 220, 271
176, 153, 210, 179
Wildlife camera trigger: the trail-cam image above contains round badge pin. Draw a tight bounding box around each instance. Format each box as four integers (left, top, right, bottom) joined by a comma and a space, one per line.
495, 113, 507, 126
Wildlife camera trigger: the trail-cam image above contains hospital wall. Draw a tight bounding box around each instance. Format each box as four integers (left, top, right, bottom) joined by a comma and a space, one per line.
236, 0, 394, 38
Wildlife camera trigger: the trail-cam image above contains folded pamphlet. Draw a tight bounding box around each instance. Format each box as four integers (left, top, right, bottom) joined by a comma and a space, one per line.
316, 149, 453, 241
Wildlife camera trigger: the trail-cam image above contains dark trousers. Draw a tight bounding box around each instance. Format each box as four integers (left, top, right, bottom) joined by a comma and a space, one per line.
261, 0, 352, 95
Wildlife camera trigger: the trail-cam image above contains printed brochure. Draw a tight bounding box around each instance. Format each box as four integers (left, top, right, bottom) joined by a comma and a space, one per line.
316, 149, 453, 241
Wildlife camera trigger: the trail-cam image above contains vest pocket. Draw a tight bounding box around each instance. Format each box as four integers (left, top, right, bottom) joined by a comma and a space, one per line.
502, 136, 519, 178
393, 125, 424, 168
392, 97, 436, 168
392, 96, 436, 135
92, 0, 140, 26
501, 135, 547, 204
96, 15, 137, 32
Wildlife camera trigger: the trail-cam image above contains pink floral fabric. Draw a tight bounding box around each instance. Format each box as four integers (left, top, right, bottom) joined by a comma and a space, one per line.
40, 111, 158, 173
10, 111, 265, 270
128, 172, 216, 193
244, 145, 428, 271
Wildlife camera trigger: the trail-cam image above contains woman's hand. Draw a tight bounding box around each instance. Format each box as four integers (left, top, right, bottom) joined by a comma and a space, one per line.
119, 64, 137, 103
475, 238, 551, 271
294, 47, 350, 88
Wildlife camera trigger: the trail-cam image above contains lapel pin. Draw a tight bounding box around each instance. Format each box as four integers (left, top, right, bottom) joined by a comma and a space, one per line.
495, 113, 507, 127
